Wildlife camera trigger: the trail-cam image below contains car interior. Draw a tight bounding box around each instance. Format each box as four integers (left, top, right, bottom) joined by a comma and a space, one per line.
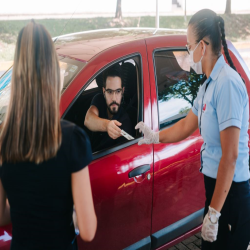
154, 50, 206, 129
63, 56, 142, 154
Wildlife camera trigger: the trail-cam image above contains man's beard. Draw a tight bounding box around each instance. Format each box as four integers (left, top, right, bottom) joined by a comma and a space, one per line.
107, 101, 120, 115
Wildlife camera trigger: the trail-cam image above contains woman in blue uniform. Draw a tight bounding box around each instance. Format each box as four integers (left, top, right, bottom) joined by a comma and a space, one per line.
136, 9, 250, 250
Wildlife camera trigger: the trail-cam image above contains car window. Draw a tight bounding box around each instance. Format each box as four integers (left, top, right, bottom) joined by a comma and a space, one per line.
59, 57, 87, 91
85, 79, 98, 91
0, 57, 86, 125
154, 50, 203, 129
64, 55, 143, 155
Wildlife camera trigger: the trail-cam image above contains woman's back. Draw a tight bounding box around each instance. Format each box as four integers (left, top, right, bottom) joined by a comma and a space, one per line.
1, 120, 92, 250
0, 22, 96, 249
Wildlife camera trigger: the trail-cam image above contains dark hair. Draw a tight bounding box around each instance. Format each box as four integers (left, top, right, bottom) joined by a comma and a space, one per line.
188, 9, 237, 72
103, 64, 123, 88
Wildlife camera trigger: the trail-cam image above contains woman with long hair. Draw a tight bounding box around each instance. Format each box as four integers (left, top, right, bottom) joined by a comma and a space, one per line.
136, 9, 250, 250
0, 21, 97, 250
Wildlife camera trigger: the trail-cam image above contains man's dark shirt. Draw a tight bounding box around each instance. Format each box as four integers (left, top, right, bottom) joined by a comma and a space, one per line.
90, 93, 133, 152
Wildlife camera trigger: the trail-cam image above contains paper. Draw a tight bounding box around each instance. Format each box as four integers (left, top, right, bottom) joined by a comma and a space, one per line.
121, 130, 134, 140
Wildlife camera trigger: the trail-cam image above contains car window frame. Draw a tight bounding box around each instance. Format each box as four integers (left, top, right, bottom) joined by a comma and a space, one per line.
59, 56, 87, 93
62, 53, 144, 161
153, 47, 196, 130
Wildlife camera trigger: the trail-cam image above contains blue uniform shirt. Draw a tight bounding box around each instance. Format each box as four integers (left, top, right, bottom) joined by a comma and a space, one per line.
192, 55, 249, 182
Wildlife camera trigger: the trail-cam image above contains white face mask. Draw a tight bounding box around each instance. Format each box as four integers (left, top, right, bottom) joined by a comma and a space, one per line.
188, 40, 206, 74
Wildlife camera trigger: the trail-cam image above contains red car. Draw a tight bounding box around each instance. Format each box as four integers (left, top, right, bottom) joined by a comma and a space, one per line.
0, 28, 249, 250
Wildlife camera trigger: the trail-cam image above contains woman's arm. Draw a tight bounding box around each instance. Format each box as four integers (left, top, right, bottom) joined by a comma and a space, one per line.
71, 166, 97, 242
159, 110, 198, 143
0, 180, 11, 226
210, 126, 240, 212
136, 109, 198, 145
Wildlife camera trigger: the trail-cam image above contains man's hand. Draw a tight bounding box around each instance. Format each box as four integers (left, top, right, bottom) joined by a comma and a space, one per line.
107, 120, 122, 139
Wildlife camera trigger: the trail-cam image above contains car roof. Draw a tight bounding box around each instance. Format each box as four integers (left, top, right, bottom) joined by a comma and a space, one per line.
54, 28, 186, 62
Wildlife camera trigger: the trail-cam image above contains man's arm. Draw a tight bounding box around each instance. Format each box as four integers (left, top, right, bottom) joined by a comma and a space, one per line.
84, 105, 122, 139
84, 105, 109, 132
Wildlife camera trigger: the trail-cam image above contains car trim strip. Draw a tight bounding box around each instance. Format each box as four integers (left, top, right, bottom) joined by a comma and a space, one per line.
123, 236, 151, 250
151, 208, 204, 249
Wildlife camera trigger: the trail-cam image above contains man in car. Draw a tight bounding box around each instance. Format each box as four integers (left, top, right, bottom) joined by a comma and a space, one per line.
84, 64, 133, 152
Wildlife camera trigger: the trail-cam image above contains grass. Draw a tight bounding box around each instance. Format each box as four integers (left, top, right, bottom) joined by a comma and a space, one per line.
0, 42, 15, 62
0, 14, 250, 61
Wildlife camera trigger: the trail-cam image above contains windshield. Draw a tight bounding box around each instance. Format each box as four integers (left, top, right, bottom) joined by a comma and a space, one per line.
59, 56, 87, 91
0, 57, 87, 124
0, 68, 12, 125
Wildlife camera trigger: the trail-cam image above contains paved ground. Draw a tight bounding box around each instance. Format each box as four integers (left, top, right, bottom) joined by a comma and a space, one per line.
168, 232, 250, 250
167, 233, 202, 250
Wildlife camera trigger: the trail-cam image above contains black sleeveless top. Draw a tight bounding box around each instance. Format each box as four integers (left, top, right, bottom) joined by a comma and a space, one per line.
0, 120, 93, 250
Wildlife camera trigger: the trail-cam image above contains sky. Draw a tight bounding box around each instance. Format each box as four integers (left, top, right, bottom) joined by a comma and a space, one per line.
1, 0, 249, 16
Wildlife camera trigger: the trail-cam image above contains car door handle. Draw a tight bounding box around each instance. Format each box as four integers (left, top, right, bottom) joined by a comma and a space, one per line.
128, 165, 150, 178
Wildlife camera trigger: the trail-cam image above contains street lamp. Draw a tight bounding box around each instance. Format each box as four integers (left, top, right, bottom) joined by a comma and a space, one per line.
156, 0, 159, 29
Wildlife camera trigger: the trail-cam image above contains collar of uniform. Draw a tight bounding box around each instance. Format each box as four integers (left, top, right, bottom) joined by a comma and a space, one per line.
209, 55, 226, 81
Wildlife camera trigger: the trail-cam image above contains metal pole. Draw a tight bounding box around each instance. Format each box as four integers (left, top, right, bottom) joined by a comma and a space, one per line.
184, 0, 187, 22
156, 0, 159, 29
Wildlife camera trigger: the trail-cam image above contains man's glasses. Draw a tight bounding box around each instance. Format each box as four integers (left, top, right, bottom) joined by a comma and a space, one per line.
186, 40, 209, 54
105, 88, 123, 96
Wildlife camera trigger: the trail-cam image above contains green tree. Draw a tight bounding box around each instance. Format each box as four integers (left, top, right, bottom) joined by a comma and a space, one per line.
158, 72, 204, 106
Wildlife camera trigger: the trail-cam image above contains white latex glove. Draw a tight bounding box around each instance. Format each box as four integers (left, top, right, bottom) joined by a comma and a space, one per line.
73, 206, 79, 232
135, 121, 159, 145
201, 206, 221, 242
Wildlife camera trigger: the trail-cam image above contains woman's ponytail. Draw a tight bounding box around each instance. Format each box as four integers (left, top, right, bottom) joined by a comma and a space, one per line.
217, 16, 245, 83
217, 16, 237, 71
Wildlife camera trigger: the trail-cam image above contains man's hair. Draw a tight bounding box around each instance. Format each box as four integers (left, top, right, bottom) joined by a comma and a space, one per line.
103, 64, 124, 88
0, 21, 62, 164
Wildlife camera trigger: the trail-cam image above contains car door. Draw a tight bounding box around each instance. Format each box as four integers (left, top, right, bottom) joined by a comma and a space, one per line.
61, 40, 154, 250
145, 36, 205, 249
